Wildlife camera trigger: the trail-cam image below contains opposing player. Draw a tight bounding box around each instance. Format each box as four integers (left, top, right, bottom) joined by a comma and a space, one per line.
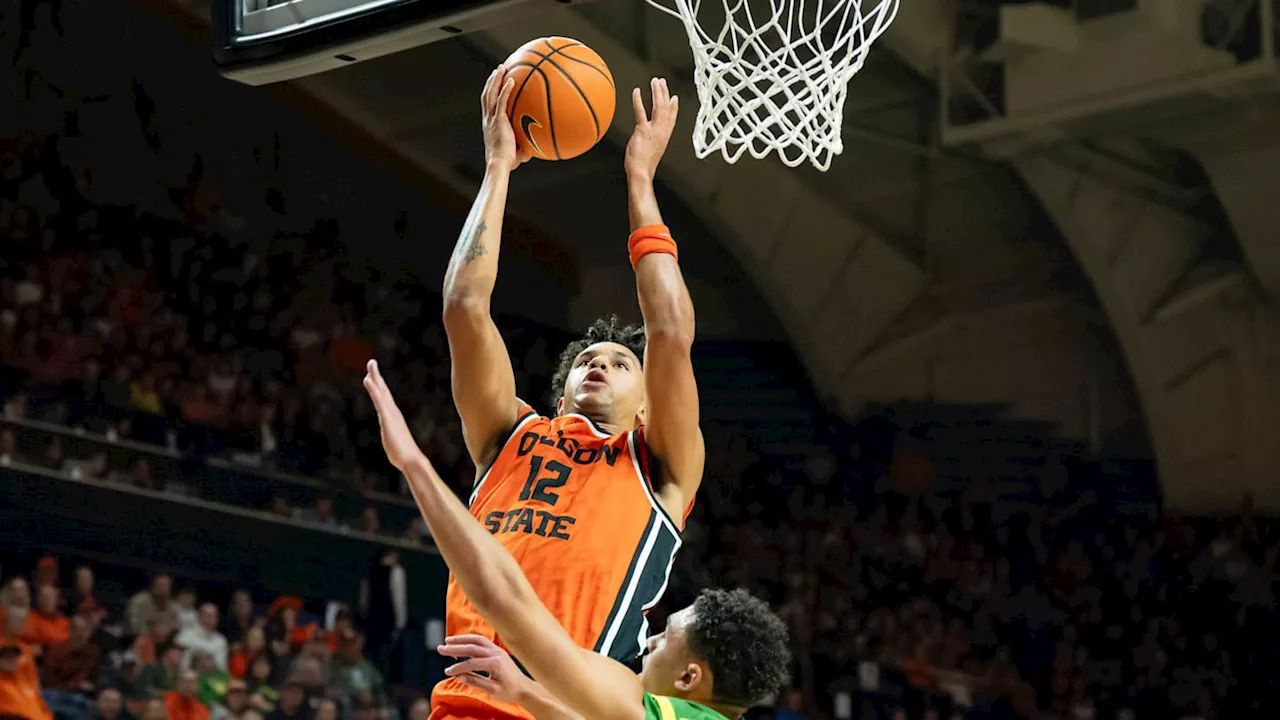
363, 361, 789, 720
436, 64, 704, 720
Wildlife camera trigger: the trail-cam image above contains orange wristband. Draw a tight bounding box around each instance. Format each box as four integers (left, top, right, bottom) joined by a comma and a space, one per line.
628, 224, 678, 269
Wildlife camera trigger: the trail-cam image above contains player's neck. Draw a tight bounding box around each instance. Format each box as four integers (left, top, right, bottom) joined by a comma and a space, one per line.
578, 410, 633, 436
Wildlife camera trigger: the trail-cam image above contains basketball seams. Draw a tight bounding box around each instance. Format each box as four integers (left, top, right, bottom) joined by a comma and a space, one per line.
508, 53, 562, 160
534, 41, 616, 90
540, 56, 600, 142
506, 37, 614, 158
524, 40, 612, 142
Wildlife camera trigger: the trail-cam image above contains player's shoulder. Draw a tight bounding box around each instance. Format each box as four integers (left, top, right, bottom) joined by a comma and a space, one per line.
642, 694, 729, 720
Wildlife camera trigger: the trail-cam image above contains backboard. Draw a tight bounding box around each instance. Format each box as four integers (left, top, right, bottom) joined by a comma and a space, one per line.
213, 0, 600, 86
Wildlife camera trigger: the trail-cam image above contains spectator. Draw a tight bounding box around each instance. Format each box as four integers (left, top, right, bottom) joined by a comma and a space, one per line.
0, 577, 33, 640
325, 630, 385, 712
353, 507, 379, 536
243, 655, 279, 714
165, 670, 210, 720
192, 651, 231, 709
0, 639, 52, 720
132, 613, 177, 667
94, 688, 128, 720
177, 604, 228, 671
212, 679, 261, 720
140, 642, 183, 694
222, 591, 260, 647
109, 653, 148, 711
78, 602, 119, 657
175, 588, 200, 634
229, 627, 266, 680
263, 681, 309, 720
22, 585, 70, 649
298, 497, 335, 528
67, 567, 96, 617
125, 575, 173, 637
357, 550, 404, 672
263, 599, 309, 652
40, 615, 102, 694
401, 518, 430, 547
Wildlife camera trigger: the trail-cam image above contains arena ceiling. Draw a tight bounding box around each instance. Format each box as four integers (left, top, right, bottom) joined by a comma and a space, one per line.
163, 0, 1280, 513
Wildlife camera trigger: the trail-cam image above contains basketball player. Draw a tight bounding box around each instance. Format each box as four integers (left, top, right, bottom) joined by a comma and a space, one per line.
363, 361, 789, 720
435, 65, 704, 720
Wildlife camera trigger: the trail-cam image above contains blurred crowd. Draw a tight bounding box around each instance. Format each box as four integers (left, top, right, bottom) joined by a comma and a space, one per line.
4, 44, 1280, 720
0, 558, 424, 720
676, 459, 1279, 720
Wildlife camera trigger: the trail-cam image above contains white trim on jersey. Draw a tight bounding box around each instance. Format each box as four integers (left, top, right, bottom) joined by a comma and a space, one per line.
596, 516, 663, 657
563, 413, 612, 439
596, 430, 683, 657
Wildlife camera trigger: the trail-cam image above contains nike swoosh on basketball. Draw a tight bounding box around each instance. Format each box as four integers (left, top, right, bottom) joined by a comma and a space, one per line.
520, 114, 544, 156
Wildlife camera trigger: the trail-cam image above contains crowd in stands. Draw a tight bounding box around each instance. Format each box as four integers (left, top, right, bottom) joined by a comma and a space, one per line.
0, 559, 425, 720
4, 46, 1279, 720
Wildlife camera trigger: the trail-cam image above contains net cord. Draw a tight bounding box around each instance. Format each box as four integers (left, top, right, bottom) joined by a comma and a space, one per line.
645, 0, 900, 170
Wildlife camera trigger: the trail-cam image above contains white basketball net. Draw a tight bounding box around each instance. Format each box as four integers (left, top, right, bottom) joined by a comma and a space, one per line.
645, 0, 900, 171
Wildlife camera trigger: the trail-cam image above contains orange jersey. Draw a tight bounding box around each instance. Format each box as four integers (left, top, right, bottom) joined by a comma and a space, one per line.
431, 404, 686, 720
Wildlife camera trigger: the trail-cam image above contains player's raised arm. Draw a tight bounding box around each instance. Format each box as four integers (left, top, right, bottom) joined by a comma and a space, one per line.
362, 362, 644, 720
443, 65, 531, 471
625, 78, 705, 515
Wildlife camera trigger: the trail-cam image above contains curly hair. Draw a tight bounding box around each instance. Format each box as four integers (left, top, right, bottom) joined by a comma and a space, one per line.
686, 588, 792, 708
549, 315, 646, 407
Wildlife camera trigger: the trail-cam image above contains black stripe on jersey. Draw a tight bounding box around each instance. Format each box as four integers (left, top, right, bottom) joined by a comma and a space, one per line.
469, 407, 539, 503
607, 523, 681, 660
631, 429, 680, 536
593, 512, 656, 658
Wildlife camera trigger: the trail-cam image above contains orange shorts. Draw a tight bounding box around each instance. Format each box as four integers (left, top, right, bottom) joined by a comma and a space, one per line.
429, 678, 531, 720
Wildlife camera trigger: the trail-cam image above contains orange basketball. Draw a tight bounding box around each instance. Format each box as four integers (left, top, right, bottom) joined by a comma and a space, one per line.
503, 37, 615, 161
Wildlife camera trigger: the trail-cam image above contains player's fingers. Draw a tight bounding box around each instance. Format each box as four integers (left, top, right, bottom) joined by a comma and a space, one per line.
437, 642, 493, 659
365, 360, 387, 399
445, 634, 497, 647
652, 77, 671, 123
481, 67, 500, 106
632, 87, 647, 125
496, 77, 516, 116
456, 674, 502, 697
669, 94, 679, 122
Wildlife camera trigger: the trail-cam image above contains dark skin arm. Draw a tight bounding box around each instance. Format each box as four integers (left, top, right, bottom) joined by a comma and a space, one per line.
625, 78, 705, 523
362, 361, 644, 720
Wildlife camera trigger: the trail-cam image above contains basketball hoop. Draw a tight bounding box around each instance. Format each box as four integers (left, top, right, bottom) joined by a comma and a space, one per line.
644, 0, 900, 171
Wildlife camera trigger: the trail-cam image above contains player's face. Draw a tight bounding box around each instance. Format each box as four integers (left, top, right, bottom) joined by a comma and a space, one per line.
561, 341, 644, 420
639, 606, 708, 699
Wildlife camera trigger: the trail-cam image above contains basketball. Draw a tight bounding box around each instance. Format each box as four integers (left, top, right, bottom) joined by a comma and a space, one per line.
503, 37, 616, 161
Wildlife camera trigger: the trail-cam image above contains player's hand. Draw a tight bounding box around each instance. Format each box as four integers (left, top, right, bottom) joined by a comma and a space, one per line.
625, 77, 679, 179
438, 634, 537, 705
363, 359, 428, 472
482, 65, 533, 172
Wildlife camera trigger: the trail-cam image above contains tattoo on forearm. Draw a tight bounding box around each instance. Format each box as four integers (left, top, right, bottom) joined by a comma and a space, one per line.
463, 221, 489, 264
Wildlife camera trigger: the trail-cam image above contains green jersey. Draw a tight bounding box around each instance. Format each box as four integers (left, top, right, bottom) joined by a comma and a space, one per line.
643, 694, 729, 720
